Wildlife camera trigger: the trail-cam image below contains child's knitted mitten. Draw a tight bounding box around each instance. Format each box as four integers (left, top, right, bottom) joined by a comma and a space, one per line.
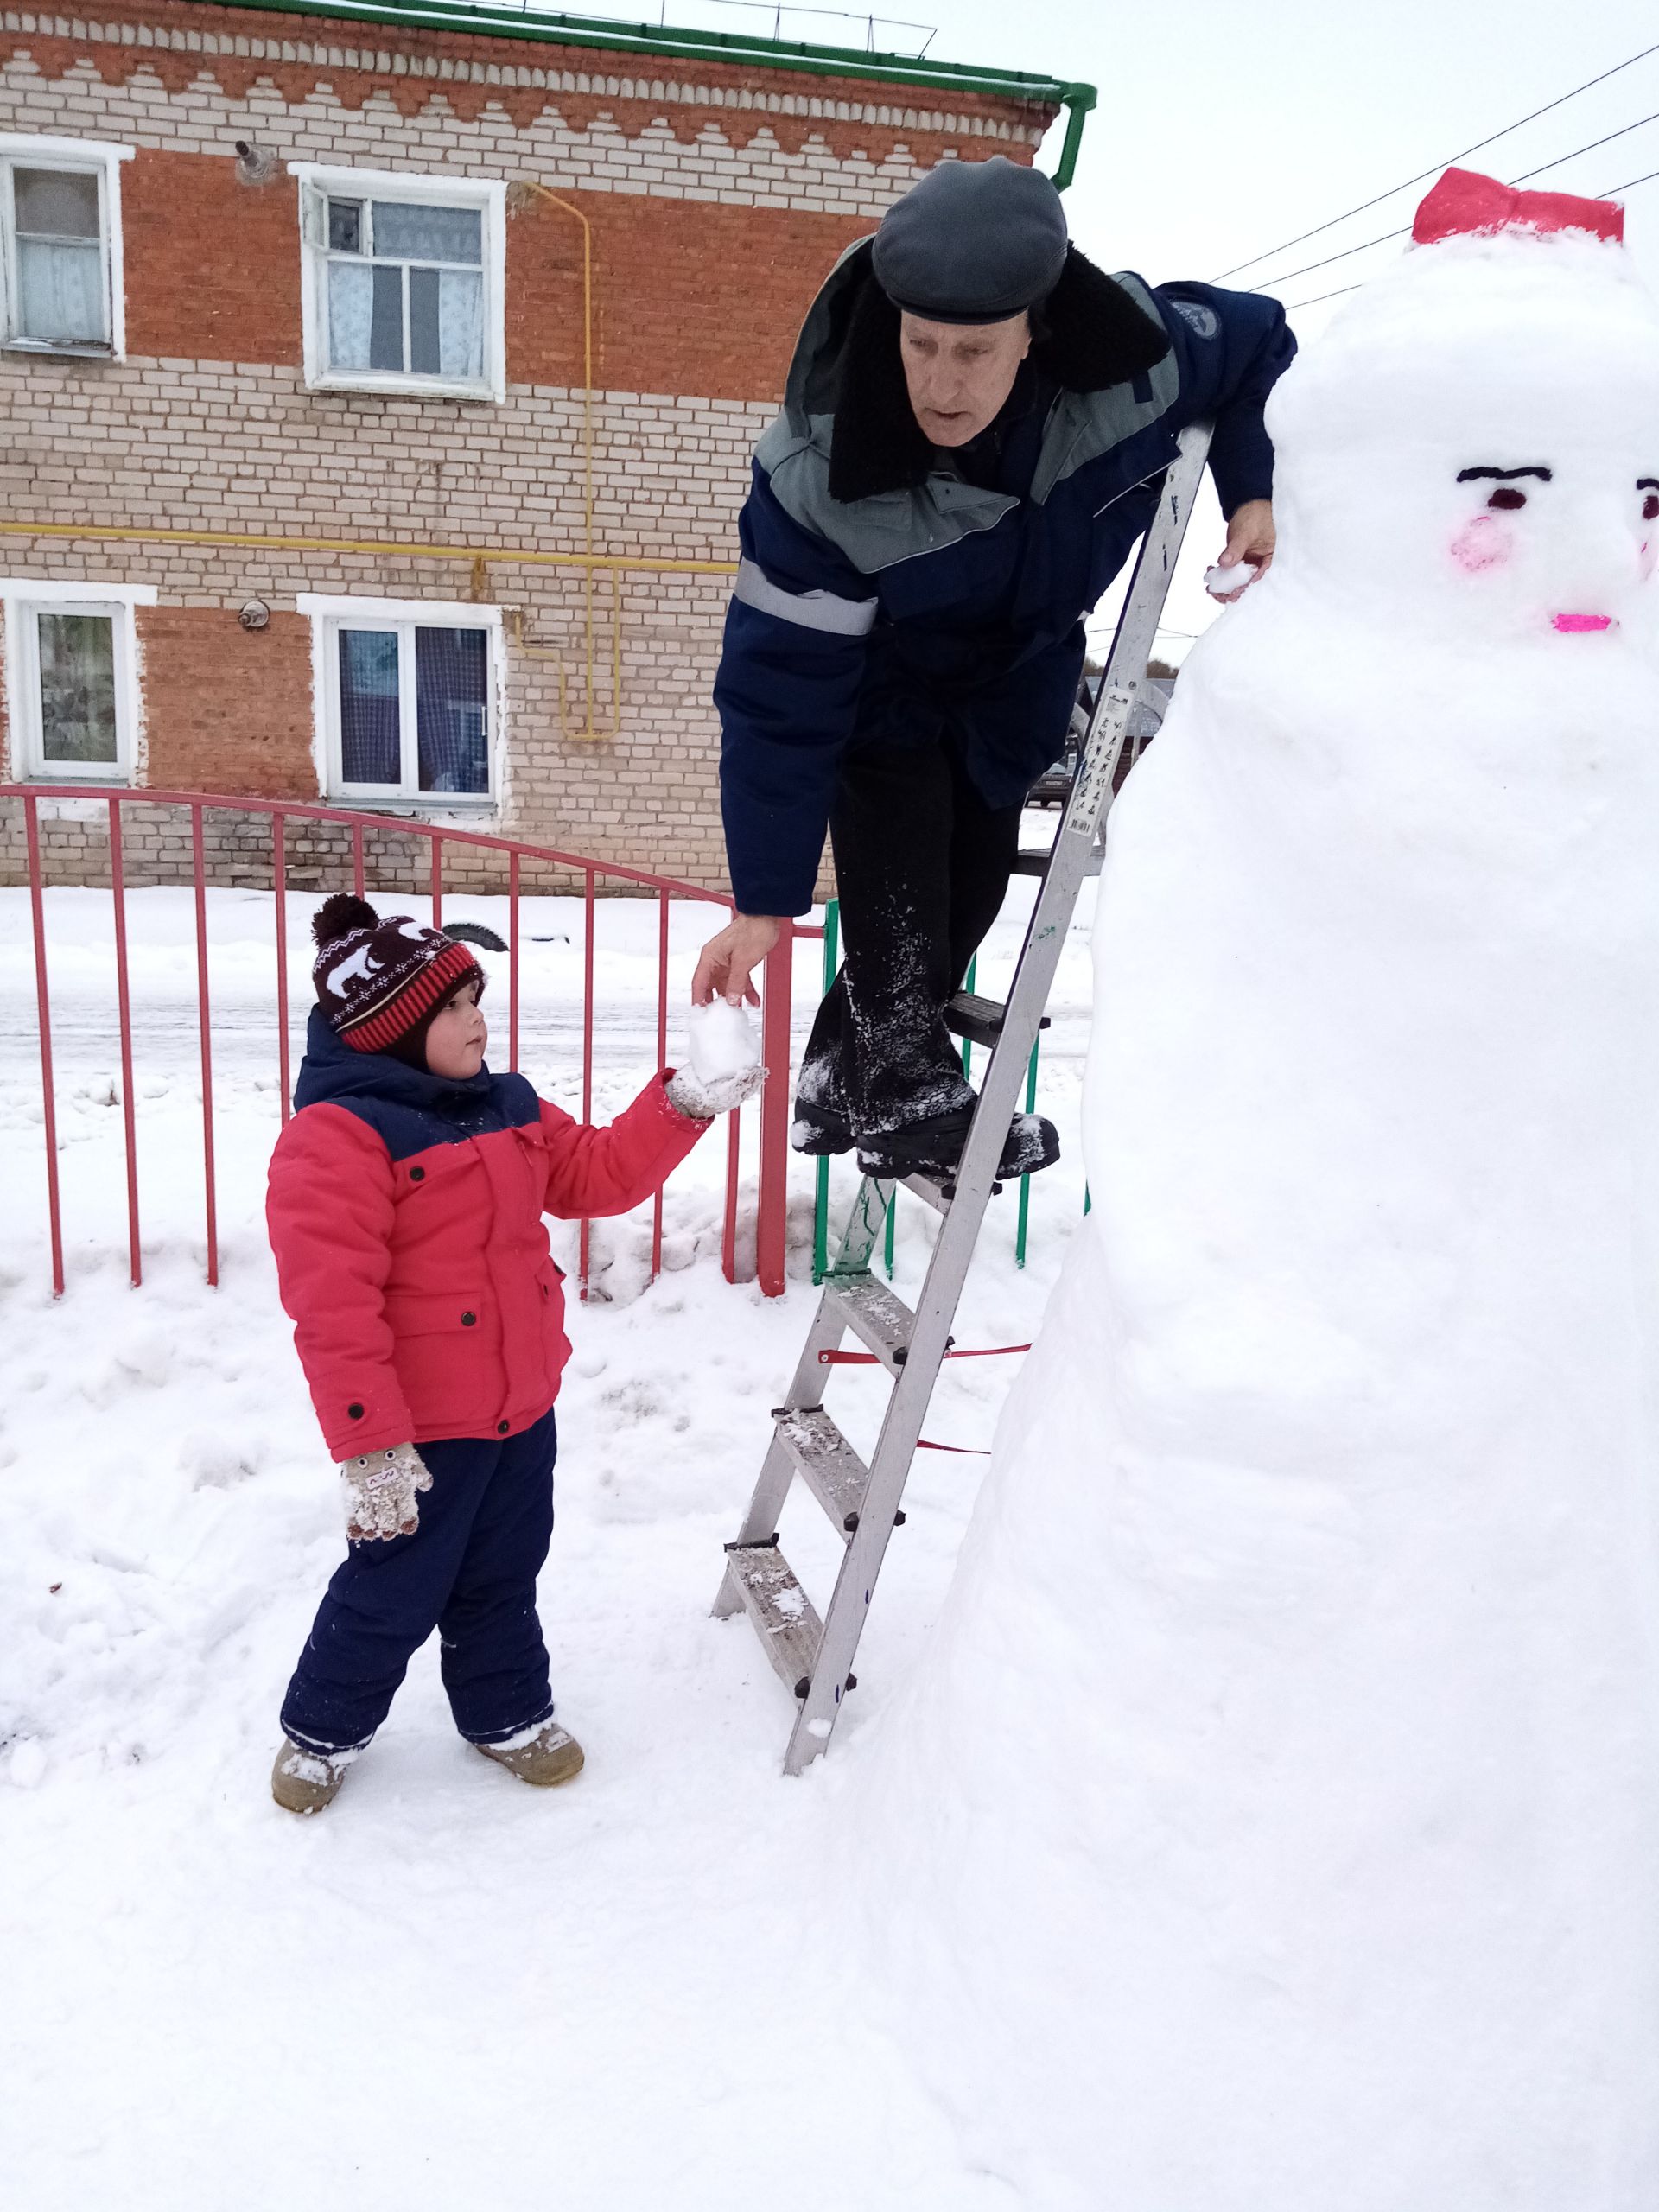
664, 1064, 766, 1120
339, 1442, 434, 1542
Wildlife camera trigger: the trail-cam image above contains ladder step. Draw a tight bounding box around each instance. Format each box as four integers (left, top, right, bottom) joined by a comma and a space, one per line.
721, 1541, 823, 1694
774, 1406, 869, 1531
944, 990, 1053, 1052
824, 1275, 914, 1373
899, 1170, 952, 1214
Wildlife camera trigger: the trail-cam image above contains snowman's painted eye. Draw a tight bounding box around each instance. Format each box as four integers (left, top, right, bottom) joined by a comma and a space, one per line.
1640, 479, 1659, 520
1487, 487, 1527, 511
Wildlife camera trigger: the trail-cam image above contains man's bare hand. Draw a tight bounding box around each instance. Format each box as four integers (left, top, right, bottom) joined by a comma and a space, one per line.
1211, 498, 1275, 595
692, 913, 782, 1007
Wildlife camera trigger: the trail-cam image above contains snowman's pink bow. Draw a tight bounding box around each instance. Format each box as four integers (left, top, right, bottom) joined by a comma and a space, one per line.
1414, 167, 1624, 246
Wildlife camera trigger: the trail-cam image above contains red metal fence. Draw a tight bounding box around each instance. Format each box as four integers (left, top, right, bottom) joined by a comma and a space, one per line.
6, 785, 810, 1301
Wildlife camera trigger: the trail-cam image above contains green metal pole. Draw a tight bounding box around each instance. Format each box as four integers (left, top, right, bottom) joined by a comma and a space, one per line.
811, 898, 840, 1287
1015, 1034, 1040, 1268
961, 954, 977, 1077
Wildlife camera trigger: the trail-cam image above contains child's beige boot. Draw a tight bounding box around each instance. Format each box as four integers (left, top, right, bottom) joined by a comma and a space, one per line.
475, 1721, 584, 1787
270, 1738, 355, 1815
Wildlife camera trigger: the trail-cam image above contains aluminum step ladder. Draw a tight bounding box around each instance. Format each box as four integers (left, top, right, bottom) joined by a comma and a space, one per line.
715, 421, 1214, 1773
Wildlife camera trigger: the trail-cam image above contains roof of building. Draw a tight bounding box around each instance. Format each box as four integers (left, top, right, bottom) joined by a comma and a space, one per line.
202, 0, 1089, 114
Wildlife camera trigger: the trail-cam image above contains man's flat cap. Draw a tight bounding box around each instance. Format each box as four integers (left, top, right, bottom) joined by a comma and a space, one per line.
871, 156, 1070, 324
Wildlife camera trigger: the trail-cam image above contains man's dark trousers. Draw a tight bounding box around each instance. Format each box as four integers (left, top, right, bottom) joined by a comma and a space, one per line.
282, 1407, 558, 1755
798, 735, 1022, 1141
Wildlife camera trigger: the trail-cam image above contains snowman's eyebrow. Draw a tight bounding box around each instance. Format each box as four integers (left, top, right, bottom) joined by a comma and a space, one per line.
1639, 478, 1659, 490
1456, 465, 1552, 482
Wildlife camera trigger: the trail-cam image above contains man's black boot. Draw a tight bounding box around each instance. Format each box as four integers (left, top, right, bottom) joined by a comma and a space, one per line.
854, 1105, 1059, 1182
791, 1100, 856, 1155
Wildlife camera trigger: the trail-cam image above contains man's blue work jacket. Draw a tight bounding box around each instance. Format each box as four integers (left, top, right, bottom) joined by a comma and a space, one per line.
713, 240, 1295, 916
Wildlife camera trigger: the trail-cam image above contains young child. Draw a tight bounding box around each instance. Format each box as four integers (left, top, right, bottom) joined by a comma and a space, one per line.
266, 893, 757, 1815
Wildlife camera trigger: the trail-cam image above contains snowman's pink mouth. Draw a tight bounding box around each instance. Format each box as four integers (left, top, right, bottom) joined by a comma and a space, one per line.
1552, 613, 1616, 632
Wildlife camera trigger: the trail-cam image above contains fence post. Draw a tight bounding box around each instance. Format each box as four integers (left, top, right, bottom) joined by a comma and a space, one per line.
756, 923, 795, 1297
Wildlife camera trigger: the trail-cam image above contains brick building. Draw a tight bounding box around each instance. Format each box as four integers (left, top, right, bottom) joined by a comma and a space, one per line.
0, 0, 1082, 891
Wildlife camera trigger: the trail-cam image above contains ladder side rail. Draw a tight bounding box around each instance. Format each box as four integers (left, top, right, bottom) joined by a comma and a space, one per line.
781, 423, 1214, 1772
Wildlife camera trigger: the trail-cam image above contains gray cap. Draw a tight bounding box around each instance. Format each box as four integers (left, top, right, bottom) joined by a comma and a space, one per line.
870, 156, 1070, 324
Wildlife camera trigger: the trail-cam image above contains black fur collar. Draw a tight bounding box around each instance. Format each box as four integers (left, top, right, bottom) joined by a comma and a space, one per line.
827, 245, 1172, 505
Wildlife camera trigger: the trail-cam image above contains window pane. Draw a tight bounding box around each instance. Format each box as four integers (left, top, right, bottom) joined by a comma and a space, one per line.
16, 238, 105, 343
408, 264, 441, 378
327, 259, 372, 371
327, 197, 362, 253
371, 200, 481, 265
369, 262, 403, 373
438, 269, 483, 379
13, 167, 99, 239
416, 628, 489, 796
36, 613, 118, 764
338, 630, 402, 785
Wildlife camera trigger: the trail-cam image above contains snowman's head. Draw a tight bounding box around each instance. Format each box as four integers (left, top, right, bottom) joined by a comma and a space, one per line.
1266, 170, 1659, 644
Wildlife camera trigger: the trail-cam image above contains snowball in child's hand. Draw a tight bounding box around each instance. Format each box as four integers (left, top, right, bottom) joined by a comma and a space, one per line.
1205, 561, 1259, 601
685, 998, 762, 1086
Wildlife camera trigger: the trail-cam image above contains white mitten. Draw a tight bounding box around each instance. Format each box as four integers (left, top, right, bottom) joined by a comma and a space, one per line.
670, 999, 765, 1118
339, 1441, 434, 1542
665, 1062, 766, 1119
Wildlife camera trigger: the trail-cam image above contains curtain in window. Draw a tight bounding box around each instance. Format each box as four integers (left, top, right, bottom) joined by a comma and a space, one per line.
371, 202, 481, 264
327, 260, 374, 372
436, 270, 483, 379
415, 628, 489, 795
338, 630, 402, 785
13, 168, 105, 344
36, 613, 118, 763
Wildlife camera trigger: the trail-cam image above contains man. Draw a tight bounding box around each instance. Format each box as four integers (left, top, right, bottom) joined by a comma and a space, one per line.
692, 157, 1294, 1179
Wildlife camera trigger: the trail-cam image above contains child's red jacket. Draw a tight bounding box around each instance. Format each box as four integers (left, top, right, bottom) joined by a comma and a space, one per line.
268, 1010, 705, 1458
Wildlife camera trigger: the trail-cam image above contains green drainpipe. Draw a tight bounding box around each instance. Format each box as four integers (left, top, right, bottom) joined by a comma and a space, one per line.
1050, 84, 1097, 192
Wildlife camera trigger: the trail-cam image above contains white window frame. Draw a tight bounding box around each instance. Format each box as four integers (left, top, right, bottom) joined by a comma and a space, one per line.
289, 163, 506, 404
1, 577, 155, 783
301, 593, 505, 813
0, 133, 133, 359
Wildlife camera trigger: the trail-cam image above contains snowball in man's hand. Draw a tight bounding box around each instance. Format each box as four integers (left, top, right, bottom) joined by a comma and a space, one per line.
684, 997, 762, 1086
1205, 561, 1258, 600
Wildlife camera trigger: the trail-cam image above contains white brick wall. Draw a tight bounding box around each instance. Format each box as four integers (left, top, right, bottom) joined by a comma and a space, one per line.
0, 18, 1046, 215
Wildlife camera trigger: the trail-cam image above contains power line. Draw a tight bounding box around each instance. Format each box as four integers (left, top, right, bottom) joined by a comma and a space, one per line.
1255, 110, 1659, 296
1210, 37, 1659, 282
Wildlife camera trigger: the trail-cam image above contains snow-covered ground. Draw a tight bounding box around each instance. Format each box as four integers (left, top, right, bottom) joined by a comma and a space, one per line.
1, 846, 1096, 2209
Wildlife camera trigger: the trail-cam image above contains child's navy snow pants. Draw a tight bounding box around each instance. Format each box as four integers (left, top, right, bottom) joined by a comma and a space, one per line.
281, 1407, 558, 1755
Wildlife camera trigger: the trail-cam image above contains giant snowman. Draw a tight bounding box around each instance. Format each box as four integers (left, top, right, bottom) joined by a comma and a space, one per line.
851, 171, 1659, 2210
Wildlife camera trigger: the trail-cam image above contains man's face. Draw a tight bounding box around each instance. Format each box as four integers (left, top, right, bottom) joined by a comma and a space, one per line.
899, 310, 1032, 447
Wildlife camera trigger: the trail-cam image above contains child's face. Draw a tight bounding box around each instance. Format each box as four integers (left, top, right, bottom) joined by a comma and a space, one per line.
423, 980, 487, 1079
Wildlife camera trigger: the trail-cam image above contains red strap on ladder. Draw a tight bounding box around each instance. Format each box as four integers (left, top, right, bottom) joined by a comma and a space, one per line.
817, 1340, 1032, 1457
817, 1342, 1032, 1366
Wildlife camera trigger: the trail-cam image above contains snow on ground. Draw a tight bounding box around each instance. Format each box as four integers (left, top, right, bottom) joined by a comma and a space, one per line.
0, 834, 1094, 2209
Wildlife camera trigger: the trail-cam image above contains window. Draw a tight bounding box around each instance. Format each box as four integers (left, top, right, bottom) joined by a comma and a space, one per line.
291, 165, 506, 401
0, 135, 132, 356
1, 581, 153, 781
302, 596, 502, 806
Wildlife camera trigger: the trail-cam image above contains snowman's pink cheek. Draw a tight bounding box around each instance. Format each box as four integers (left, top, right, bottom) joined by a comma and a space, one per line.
1641, 537, 1657, 581
1450, 516, 1513, 573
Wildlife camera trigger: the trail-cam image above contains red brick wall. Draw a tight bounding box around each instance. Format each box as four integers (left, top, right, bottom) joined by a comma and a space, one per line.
118, 149, 874, 402
138, 608, 316, 797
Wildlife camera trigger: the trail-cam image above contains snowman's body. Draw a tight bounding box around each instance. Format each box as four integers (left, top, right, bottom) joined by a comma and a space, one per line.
855, 194, 1659, 2209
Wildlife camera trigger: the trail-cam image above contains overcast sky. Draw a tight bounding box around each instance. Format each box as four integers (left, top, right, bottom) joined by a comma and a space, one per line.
573, 0, 1659, 655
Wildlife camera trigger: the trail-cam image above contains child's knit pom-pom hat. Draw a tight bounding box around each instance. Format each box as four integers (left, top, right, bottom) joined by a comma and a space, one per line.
311, 893, 486, 1057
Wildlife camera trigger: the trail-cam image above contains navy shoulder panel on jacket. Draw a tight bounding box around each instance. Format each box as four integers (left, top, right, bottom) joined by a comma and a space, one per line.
291, 1008, 539, 1163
